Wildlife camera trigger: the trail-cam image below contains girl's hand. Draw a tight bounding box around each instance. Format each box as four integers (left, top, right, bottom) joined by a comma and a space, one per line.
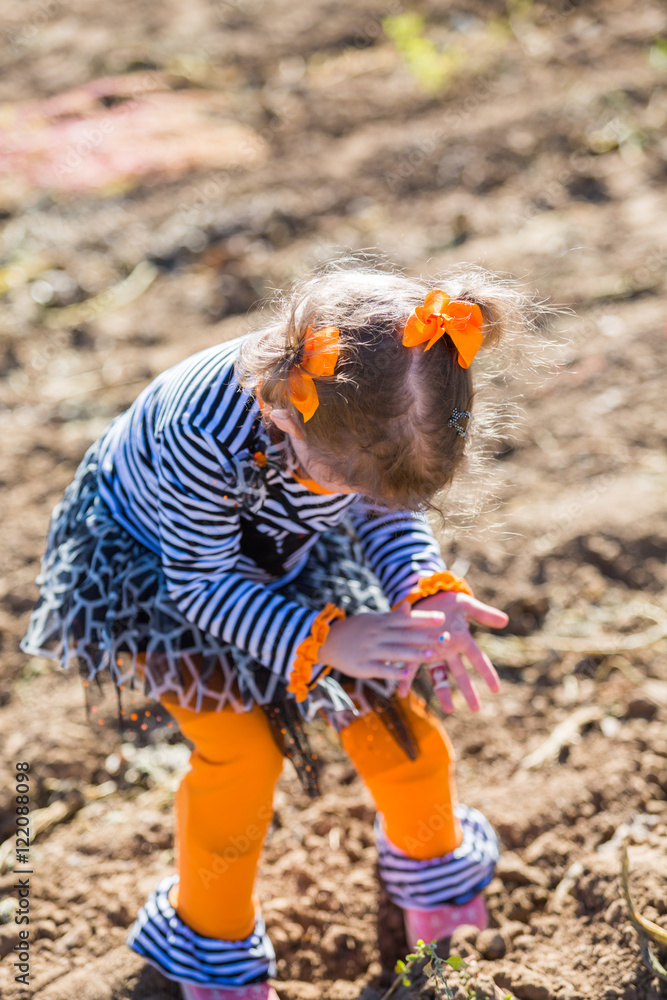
396, 591, 508, 713
318, 605, 446, 683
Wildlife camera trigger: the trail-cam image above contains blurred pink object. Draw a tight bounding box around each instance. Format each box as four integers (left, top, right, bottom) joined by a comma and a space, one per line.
181, 982, 279, 1000
403, 894, 488, 947
0, 73, 267, 195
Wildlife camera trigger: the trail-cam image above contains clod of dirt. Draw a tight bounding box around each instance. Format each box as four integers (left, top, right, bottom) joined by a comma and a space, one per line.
320, 923, 362, 958
35, 919, 59, 940
500, 920, 531, 943
449, 922, 480, 958
500, 596, 550, 636
624, 697, 659, 722
496, 852, 550, 889
477, 928, 507, 960
505, 885, 549, 924
32, 945, 169, 999
494, 966, 557, 1000
418, 977, 440, 1000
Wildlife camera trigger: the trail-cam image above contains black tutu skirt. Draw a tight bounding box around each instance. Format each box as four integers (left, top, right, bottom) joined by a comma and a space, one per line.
21, 436, 437, 796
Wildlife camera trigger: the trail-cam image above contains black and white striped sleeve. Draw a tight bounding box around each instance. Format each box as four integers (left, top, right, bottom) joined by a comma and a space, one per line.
348, 499, 447, 609
155, 421, 317, 679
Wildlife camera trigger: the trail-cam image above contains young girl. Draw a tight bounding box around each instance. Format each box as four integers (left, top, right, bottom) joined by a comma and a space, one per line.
22, 263, 526, 1000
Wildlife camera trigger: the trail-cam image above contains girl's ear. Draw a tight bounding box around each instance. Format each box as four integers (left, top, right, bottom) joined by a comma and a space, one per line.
269, 408, 304, 440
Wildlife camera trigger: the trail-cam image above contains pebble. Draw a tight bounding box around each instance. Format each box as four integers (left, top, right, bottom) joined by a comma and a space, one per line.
0, 896, 18, 924
476, 928, 507, 960
36, 918, 59, 940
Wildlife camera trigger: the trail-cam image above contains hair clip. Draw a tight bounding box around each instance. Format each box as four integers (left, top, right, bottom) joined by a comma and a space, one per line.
287, 322, 339, 421
448, 407, 471, 439
402, 289, 483, 368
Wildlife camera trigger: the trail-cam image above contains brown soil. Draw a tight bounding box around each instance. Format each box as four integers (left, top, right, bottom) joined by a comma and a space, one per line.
1, 1, 666, 998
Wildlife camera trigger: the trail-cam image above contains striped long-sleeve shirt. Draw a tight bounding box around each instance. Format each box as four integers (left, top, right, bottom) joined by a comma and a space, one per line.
97, 336, 446, 683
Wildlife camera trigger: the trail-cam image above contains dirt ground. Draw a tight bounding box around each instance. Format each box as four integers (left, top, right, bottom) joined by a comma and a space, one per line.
1, 1, 666, 998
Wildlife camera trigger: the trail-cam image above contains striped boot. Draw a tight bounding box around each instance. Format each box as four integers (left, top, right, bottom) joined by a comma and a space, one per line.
375, 805, 498, 949
403, 894, 488, 948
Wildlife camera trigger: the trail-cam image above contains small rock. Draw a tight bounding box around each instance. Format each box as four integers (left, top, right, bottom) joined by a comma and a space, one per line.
108, 901, 131, 927
477, 928, 507, 960
36, 918, 59, 940
0, 896, 18, 924
506, 887, 536, 924
624, 697, 658, 721
320, 924, 359, 958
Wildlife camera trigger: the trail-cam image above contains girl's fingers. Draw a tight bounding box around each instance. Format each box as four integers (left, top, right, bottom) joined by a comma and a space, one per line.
446, 653, 482, 713
368, 660, 414, 681
460, 597, 509, 630
388, 608, 446, 631
397, 663, 419, 698
379, 631, 443, 652
430, 665, 454, 714
464, 638, 501, 693
380, 644, 437, 661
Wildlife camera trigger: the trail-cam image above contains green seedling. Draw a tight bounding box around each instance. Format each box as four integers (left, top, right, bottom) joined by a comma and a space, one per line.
382, 14, 463, 93
380, 940, 467, 998
380, 940, 514, 999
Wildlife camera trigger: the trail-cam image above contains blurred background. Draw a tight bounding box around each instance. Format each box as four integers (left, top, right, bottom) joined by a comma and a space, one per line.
1, 2, 667, 999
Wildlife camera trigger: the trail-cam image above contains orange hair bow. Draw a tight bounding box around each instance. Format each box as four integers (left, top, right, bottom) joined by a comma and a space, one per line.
402, 289, 483, 369
287, 322, 340, 421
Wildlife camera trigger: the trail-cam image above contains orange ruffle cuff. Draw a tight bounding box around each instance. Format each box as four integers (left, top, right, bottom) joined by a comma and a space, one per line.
286, 602, 345, 702
392, 571, 474, 610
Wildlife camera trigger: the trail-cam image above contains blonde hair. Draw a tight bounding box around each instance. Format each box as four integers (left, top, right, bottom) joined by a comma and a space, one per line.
237, 257, 550, 515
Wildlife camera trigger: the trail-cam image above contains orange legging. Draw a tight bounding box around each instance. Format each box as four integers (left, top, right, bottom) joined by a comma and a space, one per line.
160, 690, 462, 941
